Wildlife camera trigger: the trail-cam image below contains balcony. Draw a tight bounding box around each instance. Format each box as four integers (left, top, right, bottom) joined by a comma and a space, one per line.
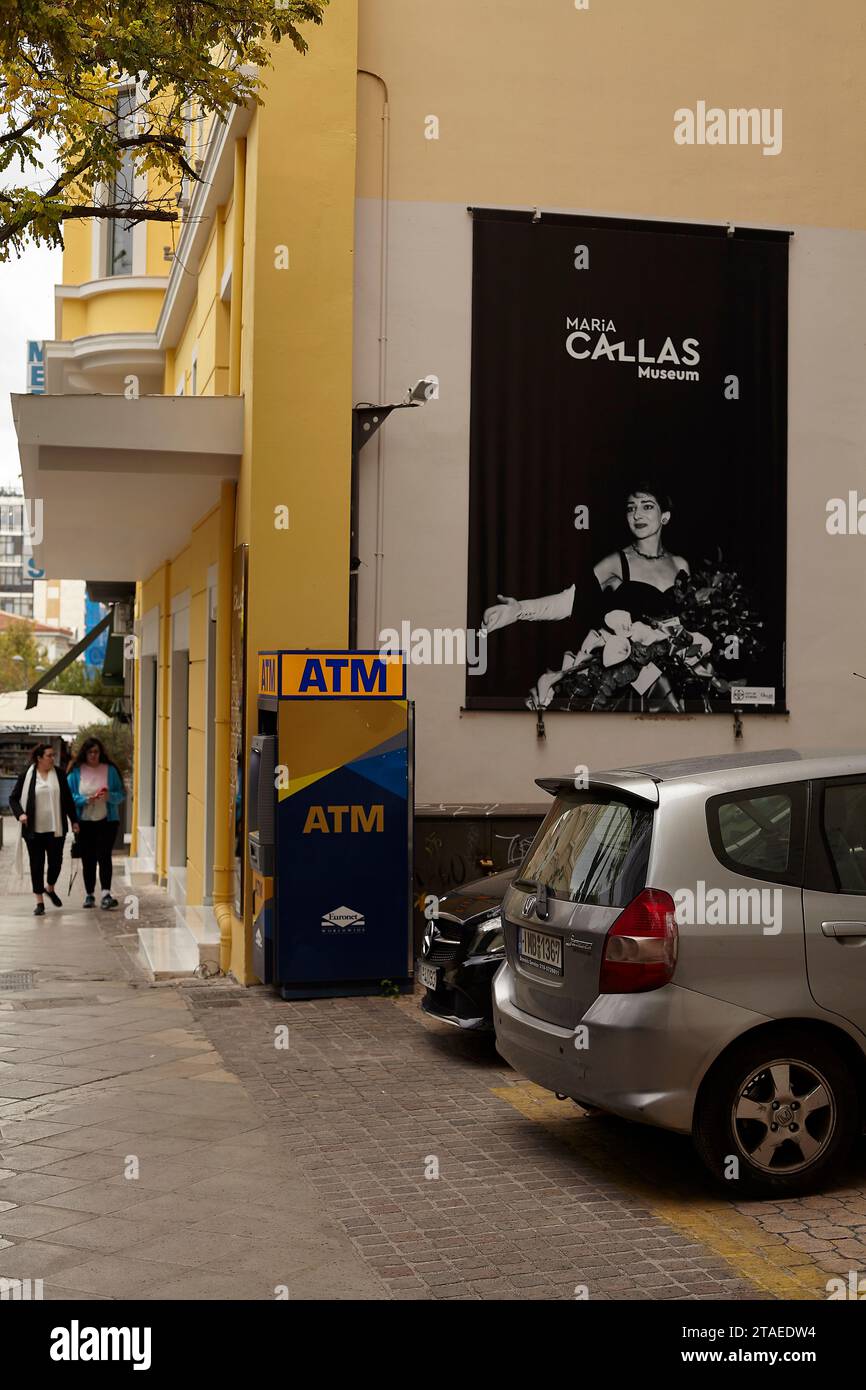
12, 394, 242, 581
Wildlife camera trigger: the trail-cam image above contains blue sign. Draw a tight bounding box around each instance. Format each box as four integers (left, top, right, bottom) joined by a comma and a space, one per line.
84, 598, 109, 669
26, 341, 45, 395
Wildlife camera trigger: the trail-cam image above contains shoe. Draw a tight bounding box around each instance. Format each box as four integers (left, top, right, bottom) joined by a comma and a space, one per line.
33, 903, 45, 916
83, 895, 95, 909
100, 893, 118, 910
46, 890, 62, 907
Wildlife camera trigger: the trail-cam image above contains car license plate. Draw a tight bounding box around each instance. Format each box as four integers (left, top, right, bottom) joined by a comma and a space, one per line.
416, 959, 440, 991
518, 927, 563, 977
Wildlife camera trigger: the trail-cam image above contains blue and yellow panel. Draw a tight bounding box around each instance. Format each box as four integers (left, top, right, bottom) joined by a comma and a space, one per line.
259, 650, 405, 701
273, 697, 411, 990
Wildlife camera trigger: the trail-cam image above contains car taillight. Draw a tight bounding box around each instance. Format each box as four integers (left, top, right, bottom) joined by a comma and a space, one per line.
599, 889, 677, 994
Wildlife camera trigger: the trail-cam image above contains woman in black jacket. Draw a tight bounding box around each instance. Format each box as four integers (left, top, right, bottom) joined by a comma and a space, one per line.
10, 743, 80, 916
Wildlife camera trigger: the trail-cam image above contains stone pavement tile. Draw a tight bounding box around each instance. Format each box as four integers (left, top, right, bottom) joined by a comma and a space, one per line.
217, 1232, 361, 1278
68, 1110, 194, 1136
177, 1171, 318, 1209
94, 1191, 238, 1225
33, 1152, 131, 1181
120, 1228, 279, 1269
48, 1252, 187, 1299
39, 1285, 111, 1301
0, 1203, 94, 1238
95, 1134, 208, 1160
38, 1181, 158, 1215
0, 1080, 71, 1099
0, 1144, 81, 1171
187, 1203, 336, 1241
43, 1213, 182, 1253
0, 1119, 78, 1145
0, 1172, 87, 1203
141, 1268, 280, 1300
0, 1239, 93, 1280
31, 1126, 137, 1153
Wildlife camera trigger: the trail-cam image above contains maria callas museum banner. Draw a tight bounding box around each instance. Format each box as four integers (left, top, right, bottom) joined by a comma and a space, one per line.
467, 209, 790, 715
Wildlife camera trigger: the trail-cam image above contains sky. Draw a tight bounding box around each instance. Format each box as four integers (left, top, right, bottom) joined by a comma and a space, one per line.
0, 241, 62, 487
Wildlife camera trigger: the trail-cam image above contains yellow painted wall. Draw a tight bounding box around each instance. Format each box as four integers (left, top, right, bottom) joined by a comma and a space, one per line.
137, 501, 223, 894
60, 219, 92, 287
59, 288, 164, 341
164, 216, 231, 396
229, 2, 359, 981
357, 0, 866, 229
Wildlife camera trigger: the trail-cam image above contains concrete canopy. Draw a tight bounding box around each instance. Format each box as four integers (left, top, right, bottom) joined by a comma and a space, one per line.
12, 394, 242, 581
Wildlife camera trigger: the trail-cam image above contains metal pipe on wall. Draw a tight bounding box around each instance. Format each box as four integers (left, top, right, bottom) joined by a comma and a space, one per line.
357, 70, 391, 645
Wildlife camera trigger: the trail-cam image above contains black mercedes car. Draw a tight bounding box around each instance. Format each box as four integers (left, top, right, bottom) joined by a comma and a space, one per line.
415, 869, 513, 1031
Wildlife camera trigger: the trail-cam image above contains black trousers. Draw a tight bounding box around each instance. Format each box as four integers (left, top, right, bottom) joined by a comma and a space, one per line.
78, 819, 117, 894
26, 833, 65, 895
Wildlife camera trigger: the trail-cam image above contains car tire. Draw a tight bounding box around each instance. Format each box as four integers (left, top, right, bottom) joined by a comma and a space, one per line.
693, 1029, 858, 1197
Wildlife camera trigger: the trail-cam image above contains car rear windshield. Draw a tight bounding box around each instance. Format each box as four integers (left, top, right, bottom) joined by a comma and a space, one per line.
517, 794, 652, 907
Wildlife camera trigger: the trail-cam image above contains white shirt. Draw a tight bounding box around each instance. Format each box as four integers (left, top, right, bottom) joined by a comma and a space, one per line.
79, 764, 109, 821
33, 770, 58, 834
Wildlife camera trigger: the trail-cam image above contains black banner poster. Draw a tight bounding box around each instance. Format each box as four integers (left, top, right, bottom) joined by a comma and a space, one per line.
466, 210, 789, 714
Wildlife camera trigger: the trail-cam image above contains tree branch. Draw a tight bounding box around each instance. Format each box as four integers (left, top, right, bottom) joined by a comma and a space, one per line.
60, 204, 178, 223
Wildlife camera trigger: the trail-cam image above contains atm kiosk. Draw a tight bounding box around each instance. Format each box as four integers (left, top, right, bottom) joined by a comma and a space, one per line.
248, 650, 413, 998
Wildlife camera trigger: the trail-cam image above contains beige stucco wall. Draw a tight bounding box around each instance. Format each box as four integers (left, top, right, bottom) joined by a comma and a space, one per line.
357, 0, 866, 228
354, 0, 866, 801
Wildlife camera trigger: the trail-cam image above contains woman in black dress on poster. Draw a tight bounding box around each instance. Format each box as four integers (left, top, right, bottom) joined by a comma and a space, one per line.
482, 484, 690, 711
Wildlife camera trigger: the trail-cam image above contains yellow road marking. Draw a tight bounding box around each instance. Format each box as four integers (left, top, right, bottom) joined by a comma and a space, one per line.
493, 1082, 834, 1299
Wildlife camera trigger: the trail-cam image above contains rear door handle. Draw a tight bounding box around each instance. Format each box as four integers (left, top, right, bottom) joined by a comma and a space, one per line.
821, 921, 866, 938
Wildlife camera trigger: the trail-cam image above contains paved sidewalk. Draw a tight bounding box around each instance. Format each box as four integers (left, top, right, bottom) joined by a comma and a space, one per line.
0, 840, 386, 1300
3, 831, 866, 1301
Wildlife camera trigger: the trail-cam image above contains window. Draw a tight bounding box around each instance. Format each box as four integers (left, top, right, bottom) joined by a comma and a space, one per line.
517, 794, 652, 907
821, 782, 866, 894
106, 88, 136, 276
707, 782, 807, 886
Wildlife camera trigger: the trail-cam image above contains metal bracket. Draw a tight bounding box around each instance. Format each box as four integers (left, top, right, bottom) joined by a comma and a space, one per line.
352, 405, 399, 456
733, 709, 744, 740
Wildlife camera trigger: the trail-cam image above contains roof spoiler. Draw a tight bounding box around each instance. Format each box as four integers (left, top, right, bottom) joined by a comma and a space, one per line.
535, 772, 660, 807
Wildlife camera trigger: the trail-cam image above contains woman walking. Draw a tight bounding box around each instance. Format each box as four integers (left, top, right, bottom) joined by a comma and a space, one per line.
10, 743, 79, 916
67, 738, 125, 910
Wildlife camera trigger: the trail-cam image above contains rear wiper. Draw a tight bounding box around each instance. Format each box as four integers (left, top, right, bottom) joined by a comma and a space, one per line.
514, 877, 550, 920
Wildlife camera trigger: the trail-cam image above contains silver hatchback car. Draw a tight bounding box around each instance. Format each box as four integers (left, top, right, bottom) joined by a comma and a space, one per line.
494, 750, 866, 1195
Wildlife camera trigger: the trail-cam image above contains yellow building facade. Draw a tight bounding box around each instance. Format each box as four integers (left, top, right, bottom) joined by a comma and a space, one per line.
15, 1, 866, 981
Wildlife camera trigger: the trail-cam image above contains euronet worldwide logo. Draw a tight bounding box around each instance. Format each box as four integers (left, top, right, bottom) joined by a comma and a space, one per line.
322, 906, 366, 935
674, 101, 783, 157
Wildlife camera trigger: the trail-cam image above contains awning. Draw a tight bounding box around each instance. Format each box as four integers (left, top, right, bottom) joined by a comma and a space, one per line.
102, 632, 125, 687
0, 691, 110, 735
13, 393, 242, 580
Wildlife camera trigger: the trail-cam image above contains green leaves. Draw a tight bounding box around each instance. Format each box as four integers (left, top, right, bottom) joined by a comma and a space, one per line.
0, 0, 329, 257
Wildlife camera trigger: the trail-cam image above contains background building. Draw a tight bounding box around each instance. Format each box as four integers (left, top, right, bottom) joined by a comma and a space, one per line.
13, 0, 866, 981
0, 486, 35, 618
33, 577, 87, 641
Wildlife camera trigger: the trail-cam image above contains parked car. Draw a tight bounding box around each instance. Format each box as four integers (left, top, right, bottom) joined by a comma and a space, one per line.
493, 750, 866, 1195
416, 869, 513, 1030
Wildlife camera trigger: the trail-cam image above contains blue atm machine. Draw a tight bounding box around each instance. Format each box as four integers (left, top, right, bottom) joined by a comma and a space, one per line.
248, 650, 413, 999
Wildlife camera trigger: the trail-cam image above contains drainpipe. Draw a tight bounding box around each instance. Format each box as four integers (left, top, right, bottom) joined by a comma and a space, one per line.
211, 480, 236, 973
228, 138, 247, 397
358, 71, 391, 642
158, 565, 171, 883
